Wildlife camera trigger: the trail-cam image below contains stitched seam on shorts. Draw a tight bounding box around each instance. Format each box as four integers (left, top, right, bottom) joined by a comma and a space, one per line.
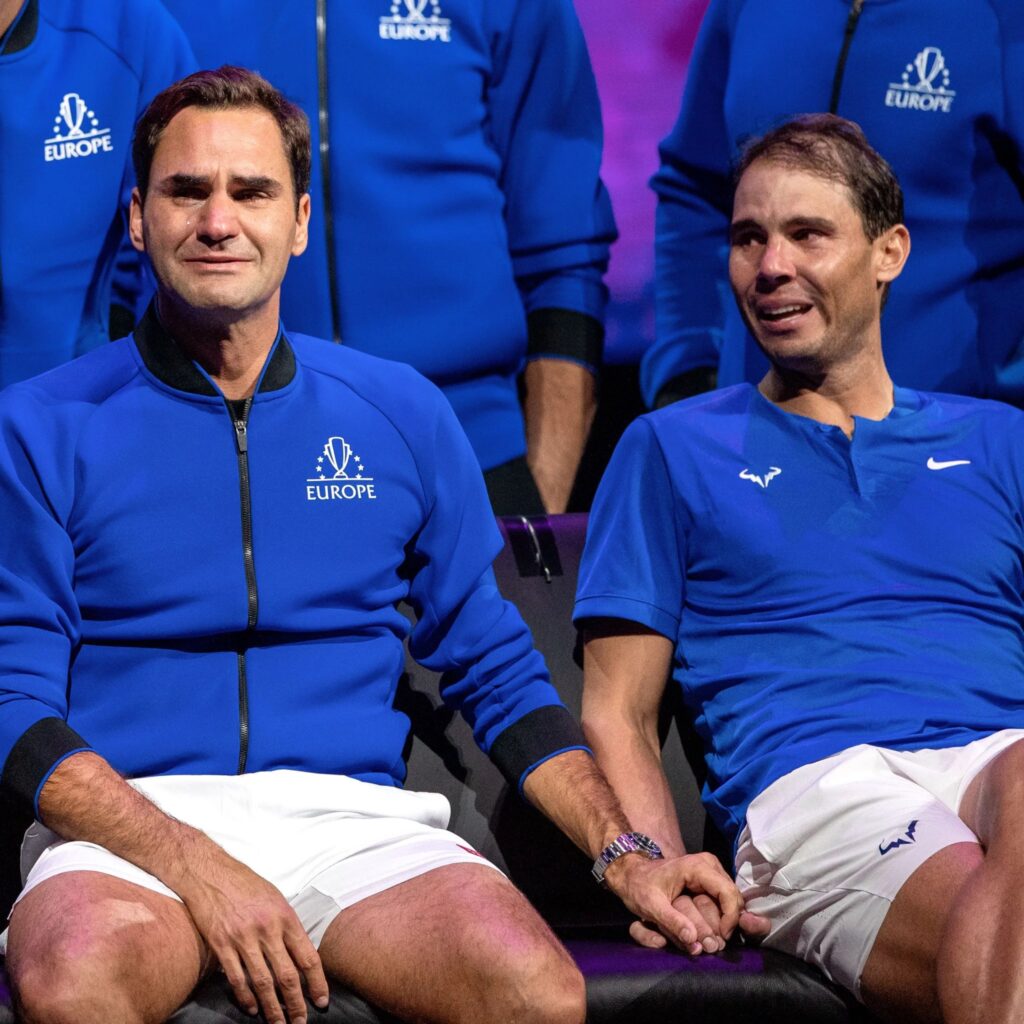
767, 879, 896, 901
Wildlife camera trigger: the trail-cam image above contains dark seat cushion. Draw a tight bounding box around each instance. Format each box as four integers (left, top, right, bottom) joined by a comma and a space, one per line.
568, 935, 870, 1023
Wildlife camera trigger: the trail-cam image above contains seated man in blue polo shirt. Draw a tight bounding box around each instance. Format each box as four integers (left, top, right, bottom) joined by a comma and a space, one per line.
577, 113, 1024, 1022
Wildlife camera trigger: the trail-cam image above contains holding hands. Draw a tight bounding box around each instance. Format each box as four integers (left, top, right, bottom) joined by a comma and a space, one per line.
602, 848, 770, 956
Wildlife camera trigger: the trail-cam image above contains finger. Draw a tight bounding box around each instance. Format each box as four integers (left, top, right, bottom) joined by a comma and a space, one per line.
285, 927, 330, 1010
263, 939, 308, 1024
668, 894, 718, 955
739, 909, 772, 940
242, 947, 288, 1024
216, 946, 260, 1017
691, 893, 724, 951
687, 862, 745, 939
628, 919, 668, 949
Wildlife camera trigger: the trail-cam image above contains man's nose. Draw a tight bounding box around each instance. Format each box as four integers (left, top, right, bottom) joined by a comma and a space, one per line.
195, 190, 238, 242
756, 237, 795, 286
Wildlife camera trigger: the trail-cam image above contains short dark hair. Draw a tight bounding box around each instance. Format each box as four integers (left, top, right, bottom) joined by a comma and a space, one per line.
735, 113, 904, 240
132, 66, 311, 207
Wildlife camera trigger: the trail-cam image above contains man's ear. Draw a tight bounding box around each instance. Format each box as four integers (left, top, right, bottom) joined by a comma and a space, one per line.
291, 193, 311, 257
129, 187, 146, 253
875, 223, 910, 285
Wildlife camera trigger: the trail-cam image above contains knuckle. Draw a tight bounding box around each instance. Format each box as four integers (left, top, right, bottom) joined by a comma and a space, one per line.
251, 971, 275, 993
295, 950, 320, 971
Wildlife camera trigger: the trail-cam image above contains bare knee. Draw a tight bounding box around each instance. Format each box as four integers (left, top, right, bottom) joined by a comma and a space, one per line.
10, 930, 144, 1024
488, 941, 586, 1024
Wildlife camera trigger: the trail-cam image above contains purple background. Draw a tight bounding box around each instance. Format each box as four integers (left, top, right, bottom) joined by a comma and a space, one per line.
575, 0, 708, 364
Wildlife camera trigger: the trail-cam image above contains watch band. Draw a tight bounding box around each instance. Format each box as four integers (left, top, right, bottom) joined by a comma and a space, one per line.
592, 831, 663, 886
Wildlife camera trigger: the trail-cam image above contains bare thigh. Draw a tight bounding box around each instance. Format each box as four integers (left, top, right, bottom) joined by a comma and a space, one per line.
7, 871, 207, 1024
859, 841, 981, 1024
318, 862, 584, 1024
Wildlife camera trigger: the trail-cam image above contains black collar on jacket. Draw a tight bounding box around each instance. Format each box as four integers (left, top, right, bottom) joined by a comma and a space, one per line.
1, 0, 38, 54
132, 303, 296, 397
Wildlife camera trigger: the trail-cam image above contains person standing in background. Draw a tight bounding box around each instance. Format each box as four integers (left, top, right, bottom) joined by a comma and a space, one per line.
0, 0, 195, 388
643, 0, 1024, 410
161, 0, 617, 514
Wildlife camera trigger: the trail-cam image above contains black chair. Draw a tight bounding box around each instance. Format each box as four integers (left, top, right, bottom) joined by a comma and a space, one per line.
0, 514, 870, 1023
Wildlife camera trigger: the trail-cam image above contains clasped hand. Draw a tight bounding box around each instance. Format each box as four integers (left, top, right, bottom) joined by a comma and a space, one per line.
602, 851, 771, 955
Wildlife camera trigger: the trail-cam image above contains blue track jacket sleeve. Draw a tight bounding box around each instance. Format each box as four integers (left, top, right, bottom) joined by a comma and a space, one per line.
641, 0, 735, 408
0, 391, 92, 815
403, 387, 587, 787
486, 0, 616, 337
110, 6, 197, 322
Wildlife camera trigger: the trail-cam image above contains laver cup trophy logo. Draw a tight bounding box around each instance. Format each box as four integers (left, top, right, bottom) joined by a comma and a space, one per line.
326, 436, 352, 479
44, 91, 114, 161
379, 0, 451, 42
60, 93, 88, 138
885, 46, 956, 113
307, 436, 378, 502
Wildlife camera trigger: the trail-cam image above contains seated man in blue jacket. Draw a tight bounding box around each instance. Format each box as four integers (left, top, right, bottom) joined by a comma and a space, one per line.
0, 68, 753, 1024
579, 114, 1024, 1022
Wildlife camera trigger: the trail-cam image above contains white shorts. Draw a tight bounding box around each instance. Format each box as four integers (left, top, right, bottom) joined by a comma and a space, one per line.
1, 770, 501, 952
735, 729, 1024, 999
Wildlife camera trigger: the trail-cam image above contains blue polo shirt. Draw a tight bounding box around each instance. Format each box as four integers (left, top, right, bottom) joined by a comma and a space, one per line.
575, 384, 1024, 843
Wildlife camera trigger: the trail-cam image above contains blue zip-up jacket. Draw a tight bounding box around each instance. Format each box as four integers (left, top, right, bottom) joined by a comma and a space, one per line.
160, 0, 616, 470
643, 0, 1024, 408
0, 0, 195, 388
0, 309, 586, 816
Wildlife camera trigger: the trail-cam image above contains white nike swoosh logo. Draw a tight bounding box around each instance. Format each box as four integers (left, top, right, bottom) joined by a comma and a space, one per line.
927, 458, 972, 470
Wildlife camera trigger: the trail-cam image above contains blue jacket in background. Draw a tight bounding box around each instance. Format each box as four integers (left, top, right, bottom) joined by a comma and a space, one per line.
644, 0, 1024, 408
0, 310, 584, 816
160, 0, 616, 471
0, 0, 195, 388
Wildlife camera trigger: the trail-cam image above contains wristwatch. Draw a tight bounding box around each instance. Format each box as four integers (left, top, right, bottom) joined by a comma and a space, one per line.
592, 831, 663, 886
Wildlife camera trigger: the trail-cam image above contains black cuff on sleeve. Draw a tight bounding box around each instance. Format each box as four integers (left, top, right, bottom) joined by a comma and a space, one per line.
1, 718, 91, 815
526, 309, 604, 371
489, 704, 589, 789
654, 366, 718, 409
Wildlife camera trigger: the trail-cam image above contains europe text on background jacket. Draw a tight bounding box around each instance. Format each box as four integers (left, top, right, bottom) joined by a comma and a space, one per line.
0, 312, 585, 816
160, 0, 616, 470
0, 0, 195, 388
643, 0, 1024, 409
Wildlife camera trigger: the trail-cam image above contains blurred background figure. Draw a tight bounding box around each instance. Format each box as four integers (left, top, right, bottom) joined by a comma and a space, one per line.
162, 0, 617, 515
0, 0, 194, 388
642, 0, 1024, 409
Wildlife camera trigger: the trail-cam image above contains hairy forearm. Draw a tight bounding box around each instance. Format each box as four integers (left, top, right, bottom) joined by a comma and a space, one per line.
522, 748, 630, 858
523, 359, 596, 513
38, 751, 224, 895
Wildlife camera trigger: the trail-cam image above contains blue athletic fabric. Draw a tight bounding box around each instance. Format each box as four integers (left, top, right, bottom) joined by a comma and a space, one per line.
575, 384, 1024, 843
0, 0, 195, 388
642, 0, 1024, 408
0, 311, 584, 815
160, 0, 616, 470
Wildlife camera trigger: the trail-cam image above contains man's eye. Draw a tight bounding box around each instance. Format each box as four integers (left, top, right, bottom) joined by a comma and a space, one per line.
793, 228, 822, 241
731, 234, 761, 248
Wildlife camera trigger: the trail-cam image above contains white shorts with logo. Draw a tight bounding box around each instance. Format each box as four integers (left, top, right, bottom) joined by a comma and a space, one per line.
1, 769, 501, 952
735, 729, 1024, 999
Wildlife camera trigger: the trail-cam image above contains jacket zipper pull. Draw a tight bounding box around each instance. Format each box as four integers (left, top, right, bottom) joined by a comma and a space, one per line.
234, 419, 248, 454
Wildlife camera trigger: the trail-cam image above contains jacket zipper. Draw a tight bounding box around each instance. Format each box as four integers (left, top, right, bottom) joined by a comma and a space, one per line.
316, 0, 343, 345
830, 0, 865, 113
231, 396, 257, 773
